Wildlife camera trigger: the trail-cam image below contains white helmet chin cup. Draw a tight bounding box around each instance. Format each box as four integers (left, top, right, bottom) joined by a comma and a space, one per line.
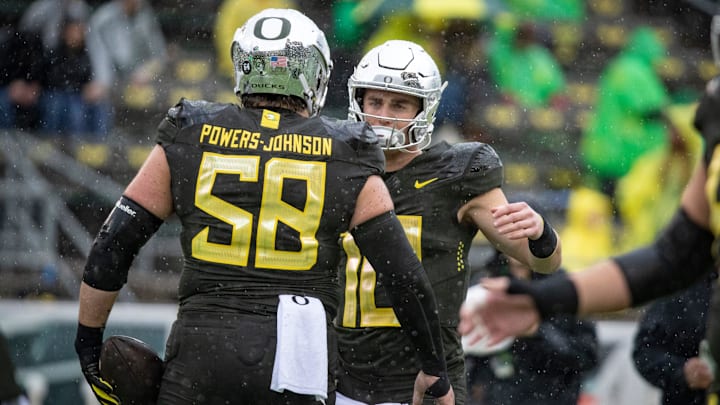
231, 8, 333, 116
348, 40, 446, 151
372, 126, 407, 149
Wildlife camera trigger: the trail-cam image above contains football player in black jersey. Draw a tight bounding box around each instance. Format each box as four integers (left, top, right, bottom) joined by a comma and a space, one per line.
334, 40, 562, 405
73, 9, 454, 405
459, 15, 720, 403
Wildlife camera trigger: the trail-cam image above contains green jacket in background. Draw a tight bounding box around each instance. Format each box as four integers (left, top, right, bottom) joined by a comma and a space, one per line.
580, 26, 670, 181
505, 0, 584, 22
487, 16, 566, 108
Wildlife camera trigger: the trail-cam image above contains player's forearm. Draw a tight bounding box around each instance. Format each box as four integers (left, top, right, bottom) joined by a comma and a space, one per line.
506, 260, 629, 319
572, 260, 632, 315
521, 209, 714, 318
78, 282, 119, 328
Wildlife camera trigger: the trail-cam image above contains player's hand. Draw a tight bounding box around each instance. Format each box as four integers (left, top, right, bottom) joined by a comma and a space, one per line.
79, 355, 121, 405
685, 357, 714, 389
491, 202, 544, 241
459, 277, 540, 345
75, 325, 120, 405
412, 371, 454, 405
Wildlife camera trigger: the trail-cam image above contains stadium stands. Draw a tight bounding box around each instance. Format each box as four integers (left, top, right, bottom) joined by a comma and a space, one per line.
1, 1, 718, 300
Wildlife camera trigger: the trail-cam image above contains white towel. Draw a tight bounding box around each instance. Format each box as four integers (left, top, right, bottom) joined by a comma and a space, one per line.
271, 294, 328, 401
336, 392, 406, 405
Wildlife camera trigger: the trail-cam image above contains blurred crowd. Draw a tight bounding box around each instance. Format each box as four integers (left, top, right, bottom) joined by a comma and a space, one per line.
1, 0, 718, 404
0, 0, 167, 140
1, 0, 715, 311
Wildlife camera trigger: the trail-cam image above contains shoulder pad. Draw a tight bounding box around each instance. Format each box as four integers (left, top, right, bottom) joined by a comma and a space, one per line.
318, 117, 384, 172
451, 142, 503, 175
157, 98, 235, 144
451, 142, 504, 197
319, 116, 378, 145
166, 98, 234, 129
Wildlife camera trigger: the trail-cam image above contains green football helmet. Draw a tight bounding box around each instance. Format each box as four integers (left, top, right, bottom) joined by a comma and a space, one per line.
231, 8, 332, 116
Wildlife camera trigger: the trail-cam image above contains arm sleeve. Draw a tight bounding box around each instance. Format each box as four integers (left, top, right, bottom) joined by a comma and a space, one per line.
351, 211, 447, 376
83, 196, 163, 291
615, 209, 715, 306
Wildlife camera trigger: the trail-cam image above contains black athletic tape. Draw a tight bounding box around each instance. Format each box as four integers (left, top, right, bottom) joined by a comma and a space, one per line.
75, 323, 104, 358
506, 271, 578, 319
528, 216, 558, 259
425, 373, 451, 398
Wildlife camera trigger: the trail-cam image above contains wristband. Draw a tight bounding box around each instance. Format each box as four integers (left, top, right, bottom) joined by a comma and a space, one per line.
506, 272, 578, 319
75, 323, 105, 354
425, 372, 451, 398
528, 216, 558, 258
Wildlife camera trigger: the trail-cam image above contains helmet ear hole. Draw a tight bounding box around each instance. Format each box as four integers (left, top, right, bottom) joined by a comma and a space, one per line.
355, 89, 365, 111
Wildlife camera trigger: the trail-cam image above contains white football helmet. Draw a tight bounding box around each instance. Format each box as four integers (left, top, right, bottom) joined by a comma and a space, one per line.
231, 8, 332, 116
348, 40, 447, 151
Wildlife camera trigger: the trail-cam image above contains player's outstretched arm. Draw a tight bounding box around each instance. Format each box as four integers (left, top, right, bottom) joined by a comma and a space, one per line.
76, 145, 171, 405
465, 213, 714, 344
458, 261, 628, 345
462, 163, 715, 344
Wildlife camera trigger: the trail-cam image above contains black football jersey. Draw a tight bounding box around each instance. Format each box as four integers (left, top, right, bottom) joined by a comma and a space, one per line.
335, 141, 503, 403
156, 99, 384, 317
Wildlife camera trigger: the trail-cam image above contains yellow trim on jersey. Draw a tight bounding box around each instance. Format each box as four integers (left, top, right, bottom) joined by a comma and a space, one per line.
261, 109, 280, 129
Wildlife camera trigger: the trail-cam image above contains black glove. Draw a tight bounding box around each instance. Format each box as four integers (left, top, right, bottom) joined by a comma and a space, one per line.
75, 324, 120, 405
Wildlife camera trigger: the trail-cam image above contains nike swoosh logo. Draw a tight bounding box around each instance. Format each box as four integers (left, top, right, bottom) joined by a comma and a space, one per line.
414, 178, 439, 189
